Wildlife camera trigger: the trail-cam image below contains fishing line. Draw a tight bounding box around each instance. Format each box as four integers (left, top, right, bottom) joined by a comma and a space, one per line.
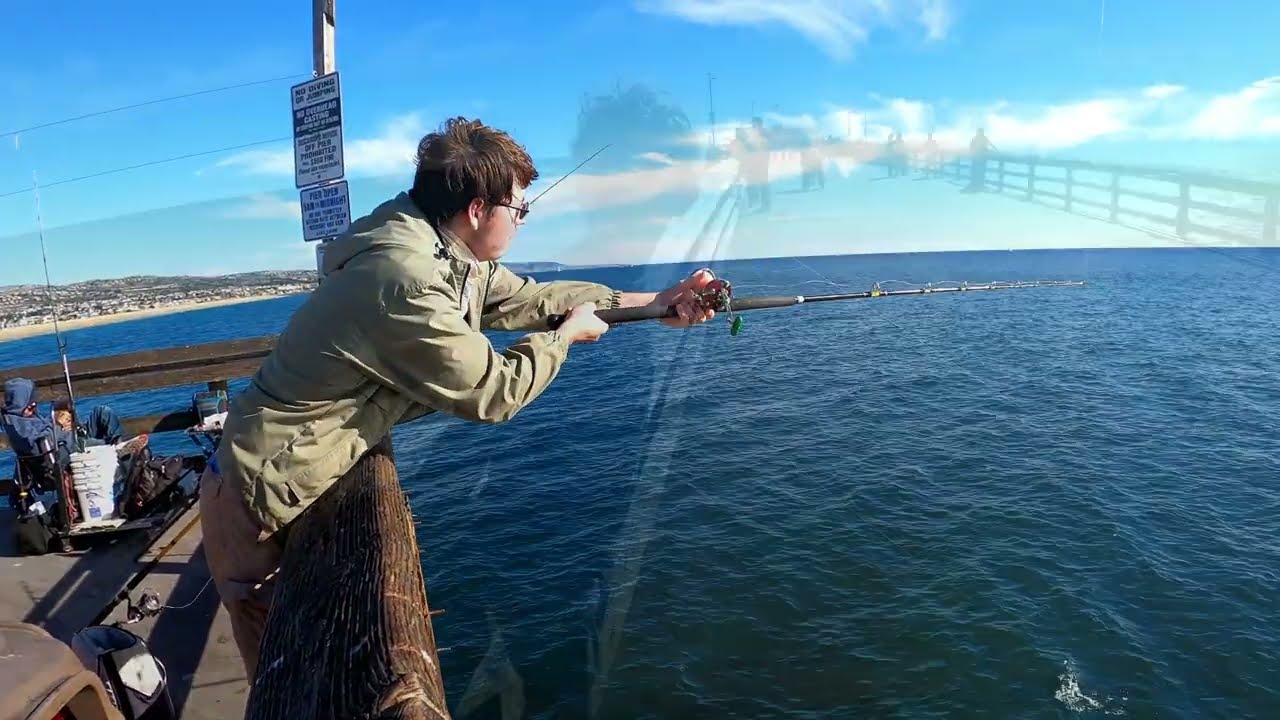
790, 255, 846, 291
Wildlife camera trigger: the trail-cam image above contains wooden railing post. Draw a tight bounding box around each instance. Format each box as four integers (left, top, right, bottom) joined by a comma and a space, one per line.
245, 435, 451, 720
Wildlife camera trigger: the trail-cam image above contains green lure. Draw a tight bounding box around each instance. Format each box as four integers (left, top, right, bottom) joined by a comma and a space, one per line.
730, 315, 744, 336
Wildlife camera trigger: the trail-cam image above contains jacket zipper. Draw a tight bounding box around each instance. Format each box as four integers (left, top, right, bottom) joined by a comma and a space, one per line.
459, 262, 472, 318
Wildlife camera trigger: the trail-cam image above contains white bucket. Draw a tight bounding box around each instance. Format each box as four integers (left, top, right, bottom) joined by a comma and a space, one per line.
70, 445, 120, 523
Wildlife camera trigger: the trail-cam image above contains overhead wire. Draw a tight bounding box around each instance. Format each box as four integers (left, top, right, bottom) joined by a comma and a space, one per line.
1, 73, 308, 139
0, 136, 291, 199
1, 72, 306, 200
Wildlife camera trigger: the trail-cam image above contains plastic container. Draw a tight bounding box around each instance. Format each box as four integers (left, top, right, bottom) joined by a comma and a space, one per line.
193, 390, 228, 424
69, 444, 120, 523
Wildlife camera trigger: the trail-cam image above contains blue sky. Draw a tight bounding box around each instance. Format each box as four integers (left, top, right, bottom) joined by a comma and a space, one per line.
1, 0, 1277, 284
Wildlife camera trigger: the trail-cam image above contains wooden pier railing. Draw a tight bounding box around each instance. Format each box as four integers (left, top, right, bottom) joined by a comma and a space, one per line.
0, 335, 276, 450
0, 338, 451, 718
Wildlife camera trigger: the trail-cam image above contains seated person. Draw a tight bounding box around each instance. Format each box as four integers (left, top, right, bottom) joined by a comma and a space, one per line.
3, 378, 143, 475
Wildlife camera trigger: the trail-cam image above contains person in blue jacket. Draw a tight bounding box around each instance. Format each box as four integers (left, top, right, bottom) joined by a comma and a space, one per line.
2, 378, 126, 472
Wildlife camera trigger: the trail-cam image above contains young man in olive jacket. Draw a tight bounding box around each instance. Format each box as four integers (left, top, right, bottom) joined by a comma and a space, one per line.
200, 117, 716, 680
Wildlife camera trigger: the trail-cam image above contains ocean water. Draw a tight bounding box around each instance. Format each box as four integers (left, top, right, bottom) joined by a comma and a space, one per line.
2, 248, 1279, 718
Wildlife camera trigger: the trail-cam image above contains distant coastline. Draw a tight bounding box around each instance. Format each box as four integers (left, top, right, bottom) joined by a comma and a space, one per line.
0, 247, 1265, 345
0, 293, 298, 342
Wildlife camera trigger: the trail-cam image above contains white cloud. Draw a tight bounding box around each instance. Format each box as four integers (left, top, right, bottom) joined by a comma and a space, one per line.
215, 112, 427, 178
1181, 76, 1280, 140
527, 147, 856, 225
633, 0, 952, 61
220, 192, 301, 221
917, 0, 950, 41
343, 113, 427, 174
972, 98, 1134, 151
637, 151, 678, 165
214, 146, 294, 176
1143, 84, 1185, 100
679, 74, 1280, 156
527, 158, 717, 218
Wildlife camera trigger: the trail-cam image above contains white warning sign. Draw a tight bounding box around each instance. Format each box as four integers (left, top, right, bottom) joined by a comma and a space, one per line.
300, 181, 350, 242
292, 72, 344, 188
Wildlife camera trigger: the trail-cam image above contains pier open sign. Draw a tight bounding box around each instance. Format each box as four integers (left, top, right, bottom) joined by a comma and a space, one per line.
300, 180, 351, 242
292, 72, 345, 188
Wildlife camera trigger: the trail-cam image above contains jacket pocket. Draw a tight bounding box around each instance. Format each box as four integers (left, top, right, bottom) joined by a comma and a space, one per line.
277, 386, 408, 507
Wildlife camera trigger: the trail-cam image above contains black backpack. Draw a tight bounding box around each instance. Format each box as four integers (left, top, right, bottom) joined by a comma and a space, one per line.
119, 448, 189, 520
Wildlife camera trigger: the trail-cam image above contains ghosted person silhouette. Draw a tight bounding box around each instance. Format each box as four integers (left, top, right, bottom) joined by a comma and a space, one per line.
568, 81, 701, 262
922, 132, 941, 177
967, 128, 997, 191
745, 117, 771, 211
800, 130, 825, 191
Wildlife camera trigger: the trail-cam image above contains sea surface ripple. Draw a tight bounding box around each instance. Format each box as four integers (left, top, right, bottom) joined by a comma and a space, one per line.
2, 248, 1277, 719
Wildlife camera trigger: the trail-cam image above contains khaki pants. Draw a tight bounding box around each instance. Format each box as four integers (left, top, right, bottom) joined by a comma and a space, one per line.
198, 467, 282, 681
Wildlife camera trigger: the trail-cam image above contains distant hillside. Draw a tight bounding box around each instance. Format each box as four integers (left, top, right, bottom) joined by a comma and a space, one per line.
1, 270, 318, 294
0, 270, 317, 330
1, 263, 615, 296
502, 262, 567, 273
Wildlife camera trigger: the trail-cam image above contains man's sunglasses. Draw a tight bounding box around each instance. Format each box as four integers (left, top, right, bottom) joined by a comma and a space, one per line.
495, 201, 530, 221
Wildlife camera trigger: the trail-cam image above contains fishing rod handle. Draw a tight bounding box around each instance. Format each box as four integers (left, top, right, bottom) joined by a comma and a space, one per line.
543, 294, 803, 329
545, 304, 676, 330
729, 296, 803, 312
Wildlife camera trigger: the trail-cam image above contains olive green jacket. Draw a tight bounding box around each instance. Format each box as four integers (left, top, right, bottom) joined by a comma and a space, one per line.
217, 191, 620, 535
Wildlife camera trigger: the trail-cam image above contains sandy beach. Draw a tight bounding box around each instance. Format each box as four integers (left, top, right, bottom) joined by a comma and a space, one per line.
0, 293, 299, 343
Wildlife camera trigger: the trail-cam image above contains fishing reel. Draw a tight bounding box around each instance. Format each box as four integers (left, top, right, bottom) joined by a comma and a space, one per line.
693, 277, 744, 335
122, 589, 163, 625
694, 278, 733, 311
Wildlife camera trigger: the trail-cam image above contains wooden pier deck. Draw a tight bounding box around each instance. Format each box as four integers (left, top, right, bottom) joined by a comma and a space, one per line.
0, 502, 252, 717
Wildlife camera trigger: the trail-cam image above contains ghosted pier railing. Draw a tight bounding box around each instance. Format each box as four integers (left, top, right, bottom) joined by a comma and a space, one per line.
0, 337, 452, 718
866, 146, 1280, 247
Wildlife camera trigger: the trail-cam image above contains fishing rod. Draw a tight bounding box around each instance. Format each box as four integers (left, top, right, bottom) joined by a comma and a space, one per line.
31, 172, 80, 428
527, 143, 610, 208
547, 277, 1086, 335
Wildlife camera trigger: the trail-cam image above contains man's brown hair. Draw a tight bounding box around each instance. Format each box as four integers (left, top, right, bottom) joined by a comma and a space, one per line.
410, 117, 538, 227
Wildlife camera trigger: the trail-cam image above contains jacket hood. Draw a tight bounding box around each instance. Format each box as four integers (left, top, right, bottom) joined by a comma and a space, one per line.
321, 192, 446, 276
1, 378, 54, 457
3, 378, 36, 415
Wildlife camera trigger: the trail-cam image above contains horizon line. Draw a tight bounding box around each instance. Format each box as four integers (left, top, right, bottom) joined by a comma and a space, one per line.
5, 244, 1275, 289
